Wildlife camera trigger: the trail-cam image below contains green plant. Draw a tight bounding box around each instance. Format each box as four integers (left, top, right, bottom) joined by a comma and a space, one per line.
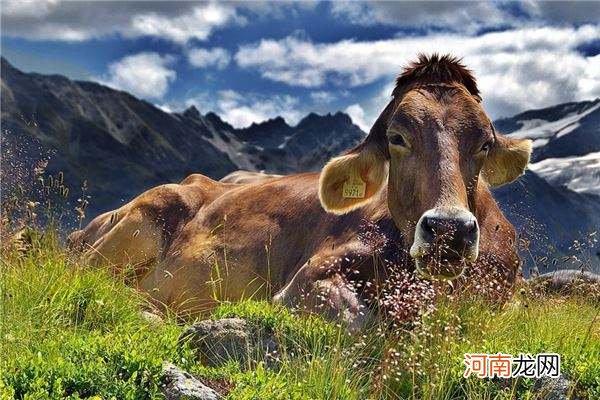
1, 228, 598, 399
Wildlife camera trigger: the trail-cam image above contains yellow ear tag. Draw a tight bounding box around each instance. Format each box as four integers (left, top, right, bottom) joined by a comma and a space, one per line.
342, 174, 366, 199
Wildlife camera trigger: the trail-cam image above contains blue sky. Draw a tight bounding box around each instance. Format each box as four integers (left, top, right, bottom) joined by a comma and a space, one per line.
2, 1, 599, 131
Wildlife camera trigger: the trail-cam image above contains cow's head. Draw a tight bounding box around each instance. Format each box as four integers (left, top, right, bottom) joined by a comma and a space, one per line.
319, 54, 531, 279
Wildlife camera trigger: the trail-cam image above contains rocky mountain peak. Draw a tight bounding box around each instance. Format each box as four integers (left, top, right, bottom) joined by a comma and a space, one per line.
297, 111, 354, 131
204, 111, 234, 131
182, 105, 201, 120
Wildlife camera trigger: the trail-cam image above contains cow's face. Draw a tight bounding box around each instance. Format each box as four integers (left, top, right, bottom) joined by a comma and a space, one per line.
319, 82, 531, 280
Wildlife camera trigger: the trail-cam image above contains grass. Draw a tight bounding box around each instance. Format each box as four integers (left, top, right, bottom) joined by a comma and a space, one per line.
1, 228, 599, 399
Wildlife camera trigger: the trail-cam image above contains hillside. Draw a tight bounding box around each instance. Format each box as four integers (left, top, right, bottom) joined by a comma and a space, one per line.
0, 58, 364, 217
494, 100, 600, 272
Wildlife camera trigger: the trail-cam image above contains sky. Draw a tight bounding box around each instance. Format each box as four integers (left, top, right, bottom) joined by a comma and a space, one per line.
1, 1, 600, 131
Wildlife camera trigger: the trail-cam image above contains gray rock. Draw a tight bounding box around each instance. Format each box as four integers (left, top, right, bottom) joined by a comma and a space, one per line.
161, 362, 219, 400
140, 310, 164, 325
533, 374, 573, 400
180, 318, 279, 369
530, 269, 600, 289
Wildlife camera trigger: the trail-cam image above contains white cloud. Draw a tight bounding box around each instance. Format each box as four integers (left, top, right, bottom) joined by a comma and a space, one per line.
1, 0, 58, 18
180, 90, 304, 129
236, 25, 600, 123
344, 83, 394, 132
128, 4, 243, 44
187, 47, 231, 69
100, 52, 176, 100
330, 1, 507, 33
345, 104, 369, 132
518, 1, 600, 25
310, 91, 336, 104
331, 1, 600, 30
1, 2, 242, 43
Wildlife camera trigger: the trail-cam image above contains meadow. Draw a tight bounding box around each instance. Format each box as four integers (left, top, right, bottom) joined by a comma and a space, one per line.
1, 224, 599, 400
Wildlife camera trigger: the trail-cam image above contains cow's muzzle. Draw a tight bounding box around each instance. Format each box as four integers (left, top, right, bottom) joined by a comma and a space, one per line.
410, 207, 479, 280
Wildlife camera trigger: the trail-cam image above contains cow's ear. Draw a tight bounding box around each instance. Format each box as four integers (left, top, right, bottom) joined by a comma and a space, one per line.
319, 145, 388, 214
482, 135, 532, 187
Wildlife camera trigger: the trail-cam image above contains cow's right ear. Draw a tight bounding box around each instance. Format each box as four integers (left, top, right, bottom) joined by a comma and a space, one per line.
318, 145, 388, 214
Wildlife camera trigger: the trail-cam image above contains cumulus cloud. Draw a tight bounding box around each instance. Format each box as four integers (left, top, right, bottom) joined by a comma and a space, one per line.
1, 1, 242, 43
345, 104, 369, 132
330, 1, 507, 33
331, 1, 600, 30
1, 0, 58, 18
187, 47, 231, 69
236, 25, 600, 123
180, 90, 305, 129
128, 4, 243, 44
516, 1, 600, 25
100, 52, 176, 100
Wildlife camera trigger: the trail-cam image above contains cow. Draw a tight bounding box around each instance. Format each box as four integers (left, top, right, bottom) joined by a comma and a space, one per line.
69, 54, 532, 330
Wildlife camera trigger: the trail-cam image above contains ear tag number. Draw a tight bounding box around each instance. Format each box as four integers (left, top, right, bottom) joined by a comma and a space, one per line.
342, 174, 366, 199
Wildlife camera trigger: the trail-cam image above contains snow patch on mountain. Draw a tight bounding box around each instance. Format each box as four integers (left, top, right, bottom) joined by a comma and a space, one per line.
507, 102, 600, 148
529, 152, 600, 196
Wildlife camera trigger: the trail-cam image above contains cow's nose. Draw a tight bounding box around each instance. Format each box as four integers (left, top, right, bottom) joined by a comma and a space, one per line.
421, 215, 478, 251
410, 207, 480, 280
410, 207, 480, 276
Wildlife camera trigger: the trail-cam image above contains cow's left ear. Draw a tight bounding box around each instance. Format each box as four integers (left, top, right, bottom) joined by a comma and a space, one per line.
319, 144, 388, 214
482, 135, 532, 187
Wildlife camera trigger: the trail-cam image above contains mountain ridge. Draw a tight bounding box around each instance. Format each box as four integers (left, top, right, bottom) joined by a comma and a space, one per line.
0, 57, 364, 214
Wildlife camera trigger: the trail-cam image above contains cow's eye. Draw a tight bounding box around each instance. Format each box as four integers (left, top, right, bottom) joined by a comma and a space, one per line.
480, 140, 494, 153
388, 135, 406, 147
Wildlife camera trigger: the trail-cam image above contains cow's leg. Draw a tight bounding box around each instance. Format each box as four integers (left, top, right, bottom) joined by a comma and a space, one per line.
273, 259, 372, 332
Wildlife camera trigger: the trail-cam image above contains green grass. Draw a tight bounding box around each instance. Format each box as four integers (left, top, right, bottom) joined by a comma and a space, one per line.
1, 229, 599, 399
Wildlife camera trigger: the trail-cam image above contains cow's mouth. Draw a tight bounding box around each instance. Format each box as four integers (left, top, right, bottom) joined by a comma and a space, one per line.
413, 253, 470, 280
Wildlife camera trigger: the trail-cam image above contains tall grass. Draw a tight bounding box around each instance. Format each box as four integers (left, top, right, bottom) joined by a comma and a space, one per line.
0, 230, 192, 399
1, 229, 599, 399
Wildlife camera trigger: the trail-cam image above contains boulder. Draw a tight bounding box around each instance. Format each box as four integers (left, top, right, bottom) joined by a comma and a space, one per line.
161, 362, 220, 400
180, 318, 279, 369
533, 374, 573, 400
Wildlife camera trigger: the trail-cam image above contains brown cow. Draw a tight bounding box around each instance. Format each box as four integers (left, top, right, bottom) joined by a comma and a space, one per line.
69, 55, 531, 330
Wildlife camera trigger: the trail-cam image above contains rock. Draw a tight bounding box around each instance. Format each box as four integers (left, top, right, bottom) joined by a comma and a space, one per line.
161, 362, 220, 400
140, 310, 164, 325
530, 269, 600, 289
533, 374, 573, 400
528, 270, 600, 300
180, 318, 279, 369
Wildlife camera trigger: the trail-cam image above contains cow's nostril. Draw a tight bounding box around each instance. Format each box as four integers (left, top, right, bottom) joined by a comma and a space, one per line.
465, 220, 477, 234
421, 216, 436, 238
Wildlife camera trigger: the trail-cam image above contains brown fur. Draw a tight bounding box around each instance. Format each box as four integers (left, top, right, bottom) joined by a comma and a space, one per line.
70, 55, 531, 329
219, 170, 282, 184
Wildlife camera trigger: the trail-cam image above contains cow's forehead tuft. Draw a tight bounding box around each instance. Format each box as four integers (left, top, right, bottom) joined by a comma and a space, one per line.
393, 54, 480, 100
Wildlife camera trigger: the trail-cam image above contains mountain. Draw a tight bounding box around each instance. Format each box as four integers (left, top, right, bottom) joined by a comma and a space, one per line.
1, 58, 237, 216
1, 58, 597, 272
494, 100, 600, 273
495, 99, 600, 195
180, 108, 364, 174
493, 171, 600, 274
0, 58, 364, 218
